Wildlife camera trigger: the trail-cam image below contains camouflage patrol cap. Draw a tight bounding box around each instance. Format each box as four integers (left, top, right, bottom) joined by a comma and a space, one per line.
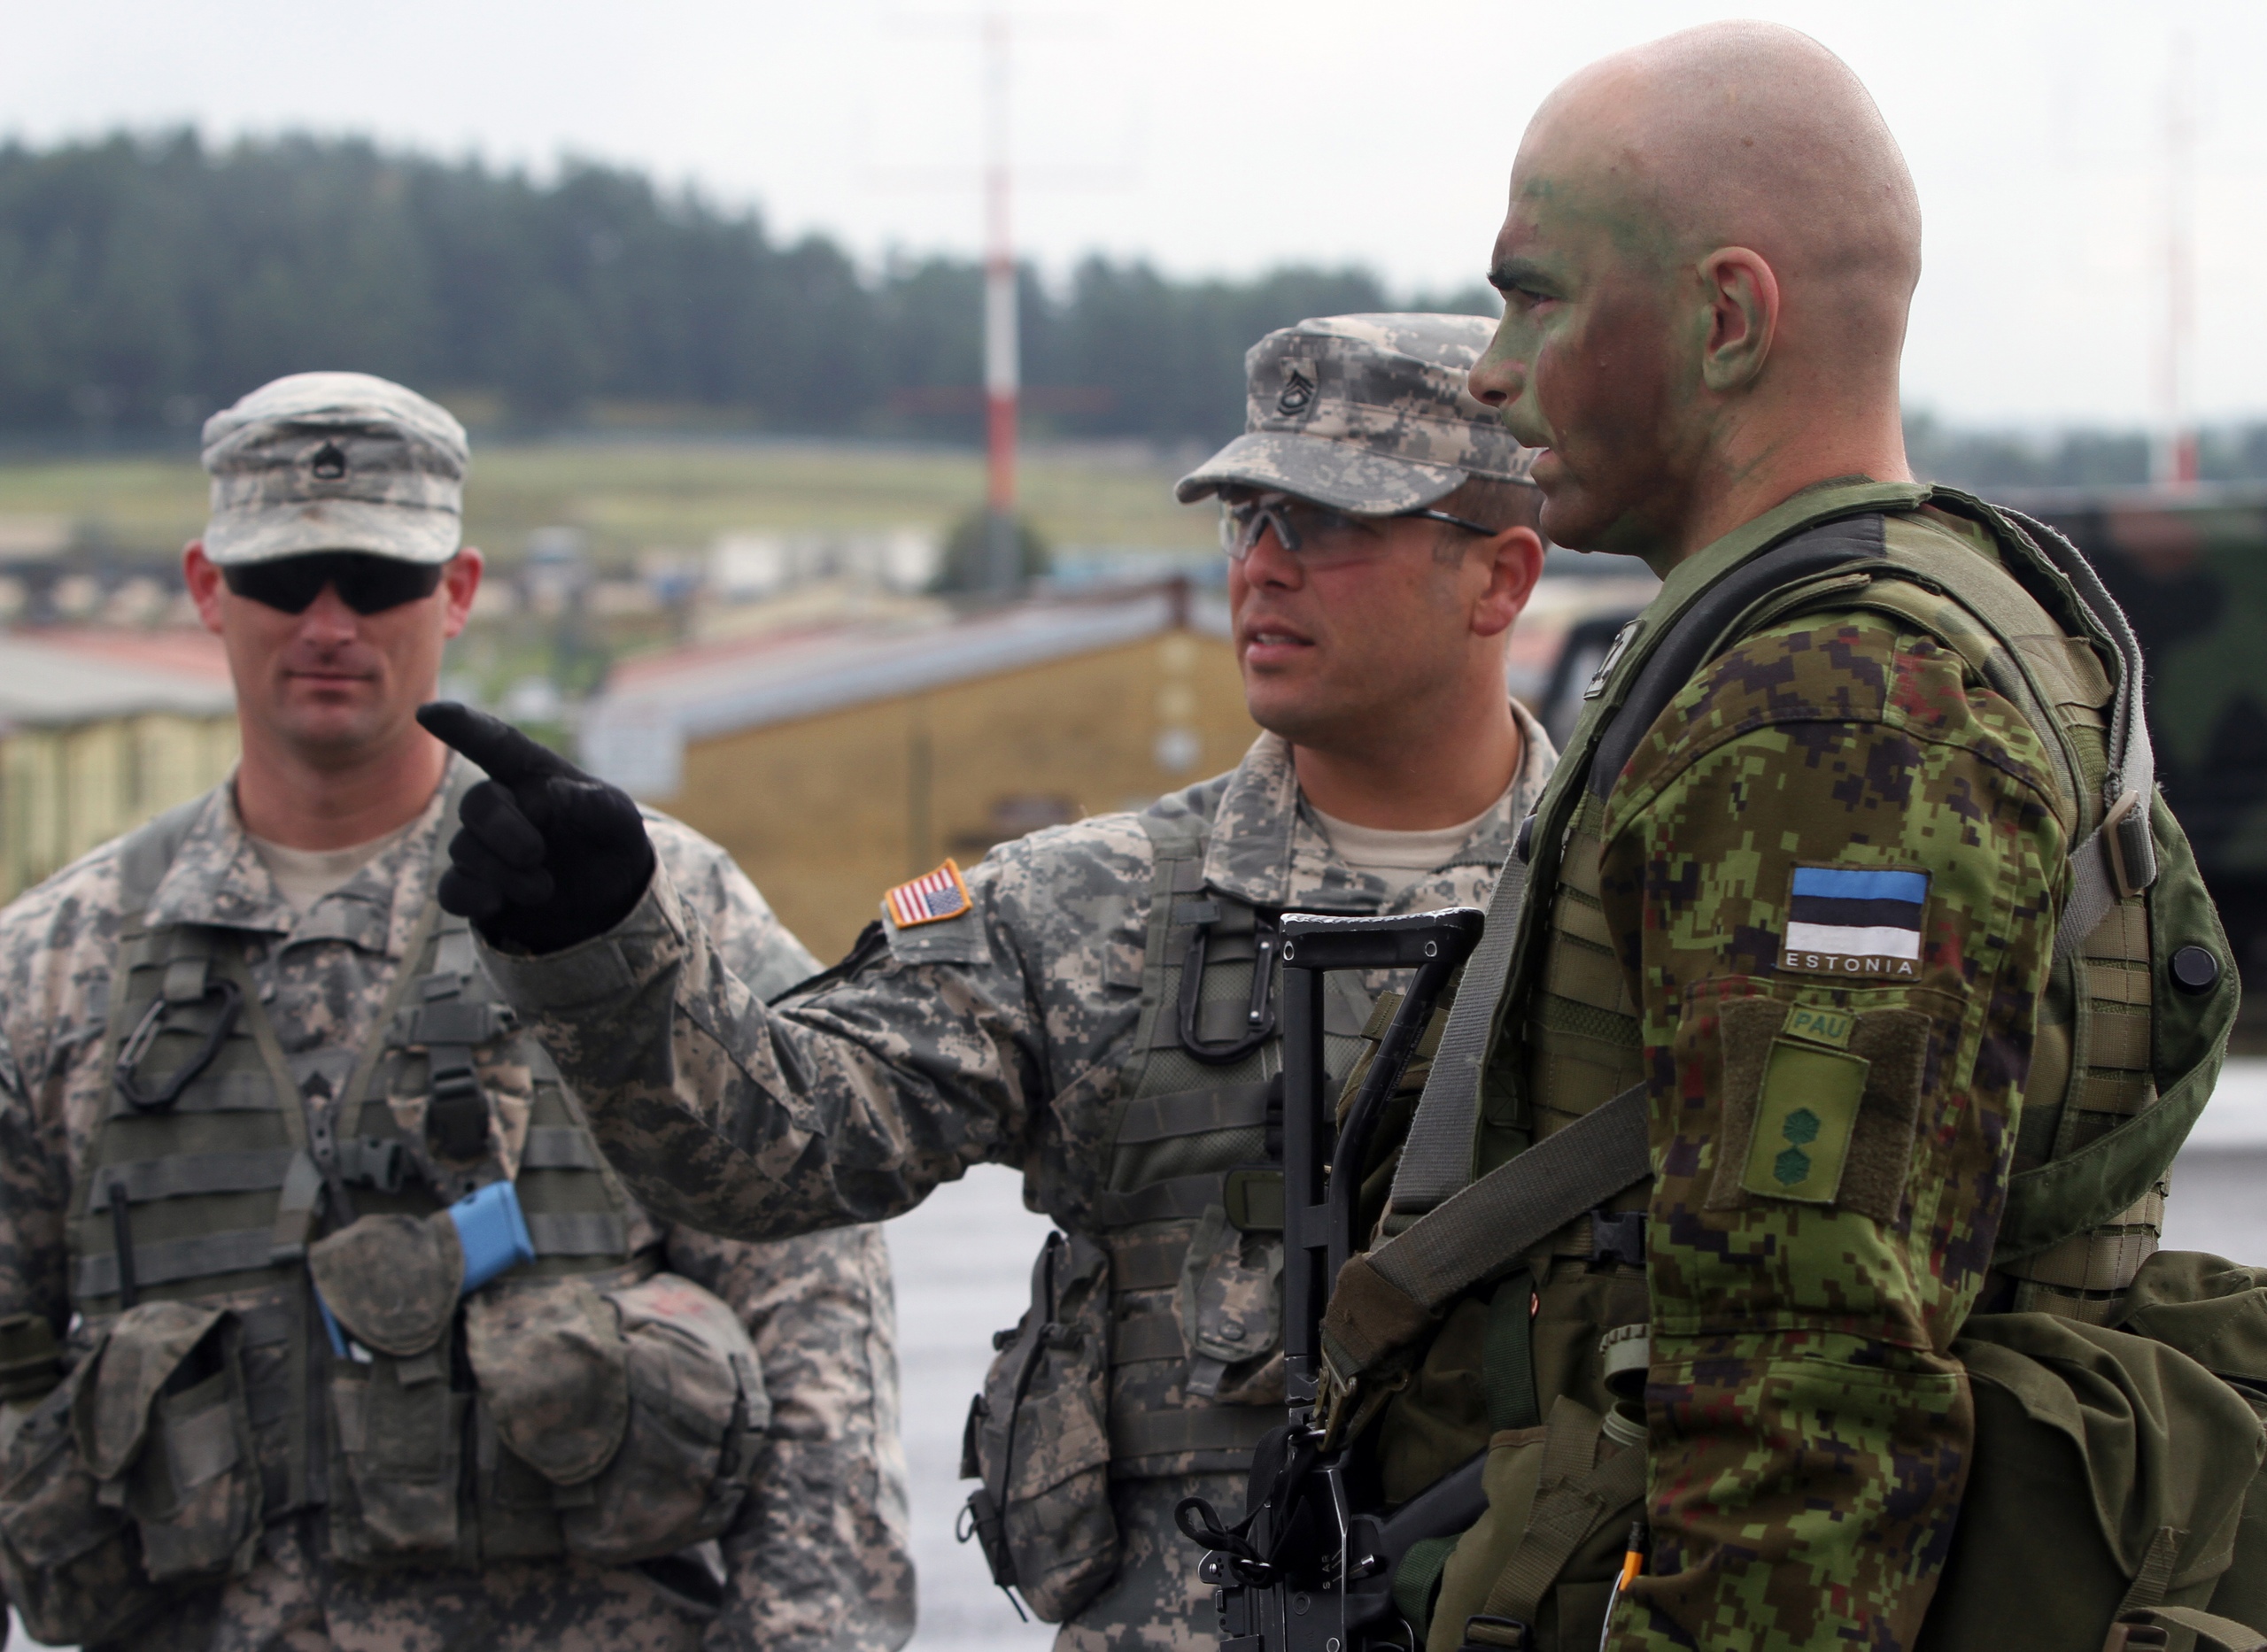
1175, 313, 1535, 514
199, 373, 468, 567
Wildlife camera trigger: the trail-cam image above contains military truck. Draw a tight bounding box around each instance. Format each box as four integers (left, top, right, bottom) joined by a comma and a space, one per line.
2010, 484, 2267, 1035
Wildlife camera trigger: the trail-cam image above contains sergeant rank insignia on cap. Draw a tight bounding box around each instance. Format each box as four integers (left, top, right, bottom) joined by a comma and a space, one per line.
1780, 865, 1927, 978
886, 860, 972, 929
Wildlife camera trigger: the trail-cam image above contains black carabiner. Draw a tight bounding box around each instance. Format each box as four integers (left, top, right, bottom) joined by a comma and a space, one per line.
1176, 913, 1279, 1066
113, 977, 244, 1113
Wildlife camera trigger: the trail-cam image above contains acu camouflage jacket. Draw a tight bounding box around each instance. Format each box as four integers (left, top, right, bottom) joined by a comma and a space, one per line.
477, 718, 1551, 1246
0, 762, 912, 1652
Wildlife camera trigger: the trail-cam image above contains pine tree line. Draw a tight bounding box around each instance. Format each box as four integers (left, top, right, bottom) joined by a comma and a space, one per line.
0, 130, 1488, 444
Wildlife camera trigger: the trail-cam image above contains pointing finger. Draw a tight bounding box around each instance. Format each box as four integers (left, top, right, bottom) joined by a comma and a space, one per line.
417, 702, 574, 787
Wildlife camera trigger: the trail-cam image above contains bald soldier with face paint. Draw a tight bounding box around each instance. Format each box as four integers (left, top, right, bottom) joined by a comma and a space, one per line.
1295, 20, 2245, 1652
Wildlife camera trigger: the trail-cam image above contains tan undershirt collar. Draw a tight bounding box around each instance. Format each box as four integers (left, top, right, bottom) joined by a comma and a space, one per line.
248, 820, 417, 915
1309, 782, 1511, 901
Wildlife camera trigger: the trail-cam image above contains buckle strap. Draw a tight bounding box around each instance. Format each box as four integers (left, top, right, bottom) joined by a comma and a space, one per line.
1109, 1404, 1280, 1462
85, 1148, 298, 1209
1588, 1209, 1647, 1268
1093, 1174, 1224, 1229
1113, 1078, 1276, 1146
526, 1211, 629, 1257
75, 1226, 276, 1299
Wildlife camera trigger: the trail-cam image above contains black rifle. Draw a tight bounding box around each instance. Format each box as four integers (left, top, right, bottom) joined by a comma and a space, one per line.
1180, 908, 1489, 1652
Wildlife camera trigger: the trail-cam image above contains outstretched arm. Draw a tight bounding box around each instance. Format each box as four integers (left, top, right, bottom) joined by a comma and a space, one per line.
419, 703, 1052, 1239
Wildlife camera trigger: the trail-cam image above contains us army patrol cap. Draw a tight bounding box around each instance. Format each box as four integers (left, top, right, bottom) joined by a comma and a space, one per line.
200, 372, 469, 567
1175, 313, 1535, 514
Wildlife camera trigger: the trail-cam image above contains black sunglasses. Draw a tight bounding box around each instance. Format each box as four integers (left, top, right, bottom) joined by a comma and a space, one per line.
221, 552, 447, 615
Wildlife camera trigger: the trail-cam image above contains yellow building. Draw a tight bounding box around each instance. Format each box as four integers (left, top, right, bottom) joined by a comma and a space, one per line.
583, 586, 1256, 961
0, 632, 240, 903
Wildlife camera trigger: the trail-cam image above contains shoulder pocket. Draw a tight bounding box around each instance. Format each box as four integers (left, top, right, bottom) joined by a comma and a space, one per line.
884, 911, 993, 969
1696, 982, 1950, 1224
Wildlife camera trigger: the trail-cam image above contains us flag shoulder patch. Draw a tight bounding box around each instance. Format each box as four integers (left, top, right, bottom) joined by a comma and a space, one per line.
885, 860, 972, 929
1780, 864, 1929, 978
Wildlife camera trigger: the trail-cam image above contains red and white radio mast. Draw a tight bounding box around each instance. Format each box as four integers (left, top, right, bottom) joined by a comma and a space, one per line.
980, 11, 1021, 587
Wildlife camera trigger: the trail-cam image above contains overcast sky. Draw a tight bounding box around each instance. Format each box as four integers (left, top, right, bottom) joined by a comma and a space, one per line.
6, 0, 2263, 428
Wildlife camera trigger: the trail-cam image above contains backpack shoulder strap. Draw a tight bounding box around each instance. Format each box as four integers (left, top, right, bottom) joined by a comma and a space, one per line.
1334, 503, 2165, 1401
1386, 517, 1887, 1226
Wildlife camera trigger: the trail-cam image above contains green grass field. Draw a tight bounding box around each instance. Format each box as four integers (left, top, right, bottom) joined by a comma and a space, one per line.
0, 437, 1217, 565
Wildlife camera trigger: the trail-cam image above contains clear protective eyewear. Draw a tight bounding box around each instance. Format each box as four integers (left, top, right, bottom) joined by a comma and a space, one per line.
1219, 491, 1494, 568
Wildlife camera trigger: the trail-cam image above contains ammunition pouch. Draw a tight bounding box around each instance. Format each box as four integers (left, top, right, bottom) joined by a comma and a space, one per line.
312, 1214, 768, 1570
1178, 1203, 1285, 1404
0, 1311, 64, 1405
0, 1301, 262, 1648
960, 1230, 1118, 1622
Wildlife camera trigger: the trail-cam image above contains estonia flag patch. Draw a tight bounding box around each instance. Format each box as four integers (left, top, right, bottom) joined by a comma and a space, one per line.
885, 859, 972, 930
1780, 865, 1928, 978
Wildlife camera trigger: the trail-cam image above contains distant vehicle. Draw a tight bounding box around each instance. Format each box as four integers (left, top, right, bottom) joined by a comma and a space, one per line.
1536, 608, 1641, 750
2010, 484, 2267, 990
1530, 484, 2267, 989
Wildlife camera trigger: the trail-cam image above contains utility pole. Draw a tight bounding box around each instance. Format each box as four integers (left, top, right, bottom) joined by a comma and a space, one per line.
981, 12, 1020, 591
2155, 28, 2199, 488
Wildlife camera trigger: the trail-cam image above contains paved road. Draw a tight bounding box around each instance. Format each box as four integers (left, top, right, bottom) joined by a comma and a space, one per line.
888, 1164, 1067, 1652
16, 1068, 2267, 1652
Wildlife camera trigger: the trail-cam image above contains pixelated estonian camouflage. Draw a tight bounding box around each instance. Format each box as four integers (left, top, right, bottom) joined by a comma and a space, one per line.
0, 760, 911, 1651
1598, 598, 2062, 1648
200, 372, 468, 567
1175, 313, 1536, 515
1477, 489, 2075, 1648
2008, 485, 2267, 992
479, 719, 1554, 1650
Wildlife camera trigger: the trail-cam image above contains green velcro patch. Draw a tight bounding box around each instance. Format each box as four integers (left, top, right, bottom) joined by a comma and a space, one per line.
1742, 1038, 1870, 1204
1783, 1002, 1854, 1050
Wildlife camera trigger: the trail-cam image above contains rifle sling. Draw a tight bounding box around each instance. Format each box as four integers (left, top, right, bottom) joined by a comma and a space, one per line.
1363, 1082, 1650, 1318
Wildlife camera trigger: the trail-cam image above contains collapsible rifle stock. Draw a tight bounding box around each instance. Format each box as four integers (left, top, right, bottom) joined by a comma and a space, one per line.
1179, 908, 1489, 1652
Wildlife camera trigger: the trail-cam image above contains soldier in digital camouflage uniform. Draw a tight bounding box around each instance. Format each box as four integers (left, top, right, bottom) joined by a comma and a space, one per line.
0, 374, 912, 1652
1292, 22, 2241, 1649
417, 314, 1561, 1650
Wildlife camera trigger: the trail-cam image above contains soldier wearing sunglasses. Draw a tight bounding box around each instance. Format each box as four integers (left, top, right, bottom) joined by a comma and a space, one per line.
0, 374, 912, 1652
420, 313, 1558, 1650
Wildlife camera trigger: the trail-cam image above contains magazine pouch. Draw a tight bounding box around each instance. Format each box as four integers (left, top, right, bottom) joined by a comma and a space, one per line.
0, 1301, 259, 1646
960, 1230, 1118, 1622
312, 1210, 468, 1562
465, 1270, 768, 1565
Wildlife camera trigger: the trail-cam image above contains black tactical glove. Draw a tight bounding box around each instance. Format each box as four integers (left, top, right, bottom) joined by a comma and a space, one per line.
415, 701, 657, 954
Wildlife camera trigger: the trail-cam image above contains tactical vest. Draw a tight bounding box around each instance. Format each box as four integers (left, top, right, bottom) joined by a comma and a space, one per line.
960, 801, 1437, 1621
0, 783, 768, 1648
1338, 482, 2253, 1649
1482, 486, 2228, 1315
